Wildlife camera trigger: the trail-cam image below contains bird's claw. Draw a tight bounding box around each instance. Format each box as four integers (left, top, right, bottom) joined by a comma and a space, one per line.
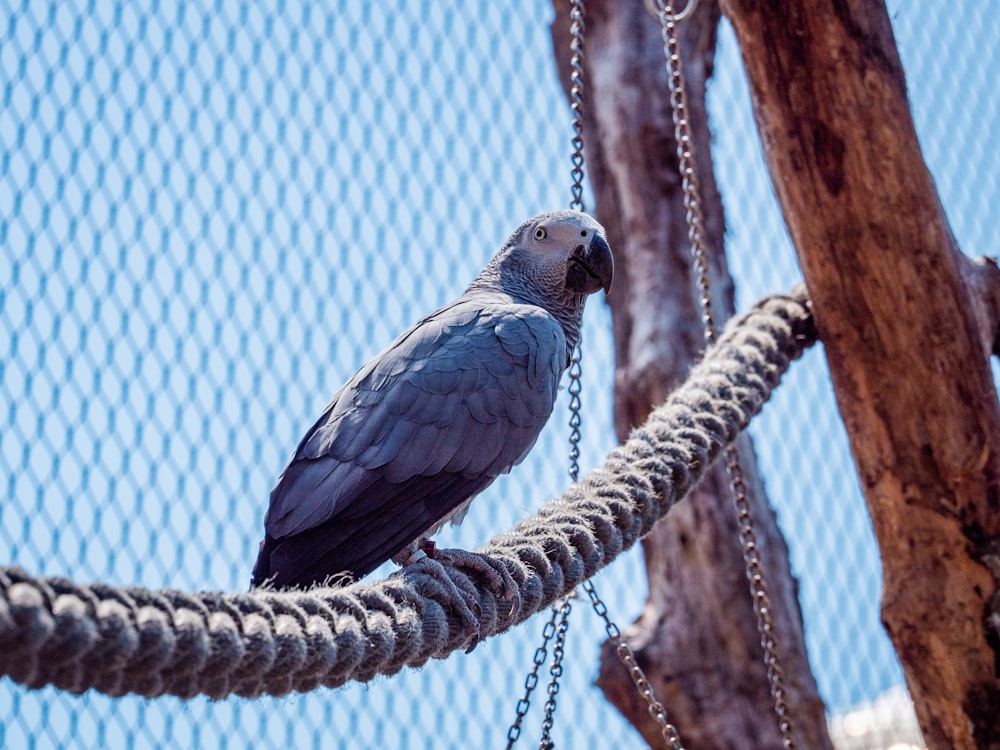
403, 543, 521, 652
420, 542, 521, 616
403, 554, 483, 650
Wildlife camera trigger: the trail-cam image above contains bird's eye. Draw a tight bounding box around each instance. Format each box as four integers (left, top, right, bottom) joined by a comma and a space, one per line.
533, 227, 547, 241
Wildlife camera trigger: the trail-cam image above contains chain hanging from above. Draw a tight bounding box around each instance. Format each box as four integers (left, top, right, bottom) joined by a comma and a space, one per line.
537, 596, 573, 750
567, 0, 587, 216
504, 2, 588, 745
506, 1, 687, 747
564, 0, 687, 745
647, 0, 796, 747
504, 601, 568, 750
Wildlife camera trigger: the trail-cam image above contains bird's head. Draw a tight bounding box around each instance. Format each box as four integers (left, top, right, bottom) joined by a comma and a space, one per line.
481, 210, 614, 305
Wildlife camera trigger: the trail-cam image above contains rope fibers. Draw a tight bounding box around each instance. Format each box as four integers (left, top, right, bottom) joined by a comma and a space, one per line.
0, 286, 816, 700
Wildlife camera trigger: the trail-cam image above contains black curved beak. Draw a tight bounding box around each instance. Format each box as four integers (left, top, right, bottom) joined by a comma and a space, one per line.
566, 233, 614, 296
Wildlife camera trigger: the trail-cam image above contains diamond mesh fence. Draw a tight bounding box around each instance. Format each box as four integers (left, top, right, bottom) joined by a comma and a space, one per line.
1, 1, 996, 748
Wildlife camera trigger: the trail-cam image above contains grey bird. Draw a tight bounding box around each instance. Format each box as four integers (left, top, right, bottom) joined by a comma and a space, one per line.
251, 210, 613, 591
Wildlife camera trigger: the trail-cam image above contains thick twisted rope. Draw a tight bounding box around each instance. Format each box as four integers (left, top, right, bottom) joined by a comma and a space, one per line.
0, 286, 816, 700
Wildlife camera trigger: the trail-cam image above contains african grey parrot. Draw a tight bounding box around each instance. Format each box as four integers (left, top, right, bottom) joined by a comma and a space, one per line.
251, 210, 613, 590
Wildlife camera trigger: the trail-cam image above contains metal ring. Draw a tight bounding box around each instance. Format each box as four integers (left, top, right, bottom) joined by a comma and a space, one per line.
644, 0, 700, 22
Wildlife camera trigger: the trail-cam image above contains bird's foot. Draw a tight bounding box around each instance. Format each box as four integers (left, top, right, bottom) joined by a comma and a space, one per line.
403, 553, 483, 650
419, 541, 520, 609
402, 542, 521, 652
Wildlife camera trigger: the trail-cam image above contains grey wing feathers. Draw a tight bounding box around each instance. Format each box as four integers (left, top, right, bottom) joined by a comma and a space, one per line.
256, 298, 565, 585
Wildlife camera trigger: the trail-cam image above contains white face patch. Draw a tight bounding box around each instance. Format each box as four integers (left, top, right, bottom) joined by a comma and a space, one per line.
484, 209, 610, 304
523, 212, 604, 260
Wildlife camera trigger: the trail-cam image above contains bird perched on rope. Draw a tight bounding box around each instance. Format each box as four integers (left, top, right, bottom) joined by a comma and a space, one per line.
251, 210, 613, 593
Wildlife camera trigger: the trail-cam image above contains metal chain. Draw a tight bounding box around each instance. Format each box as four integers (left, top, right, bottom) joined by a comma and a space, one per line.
582, 582, 685, 750
568, 0, 586, 214
726, 447, 795, 744
505, 606, 564, 750
505, 3, 587, 745
652, 0, 717, 345
650, 2, 796, 747
538, 596, 573, 749
645, 0, 701, 22
567, 1, 687, 748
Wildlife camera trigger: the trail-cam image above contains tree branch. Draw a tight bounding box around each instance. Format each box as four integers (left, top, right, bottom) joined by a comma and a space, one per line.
720, 1, 1000, 746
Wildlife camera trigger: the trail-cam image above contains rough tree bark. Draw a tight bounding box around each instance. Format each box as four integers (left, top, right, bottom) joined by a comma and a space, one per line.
551, 1, 832, 747
719, 1, 1000, 748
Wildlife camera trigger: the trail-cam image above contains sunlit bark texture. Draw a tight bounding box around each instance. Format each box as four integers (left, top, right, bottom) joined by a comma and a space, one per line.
720, 1, 1000, 747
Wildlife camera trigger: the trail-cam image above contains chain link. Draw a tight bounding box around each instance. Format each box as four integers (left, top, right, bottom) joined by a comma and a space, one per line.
566, 344, 583, 483
726, 448, 795, 744
568, 0, 587, 214
568, 1, 686, 747
505, 606, 563, 749
644, 0, 701, 22
506, 3, 587, 744
538, 597, 573, 749
582, 581, 686, 749
653, 0, 717, 346
650, 2, 796, 746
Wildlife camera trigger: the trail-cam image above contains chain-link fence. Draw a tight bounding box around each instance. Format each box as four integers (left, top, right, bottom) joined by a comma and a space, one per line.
2, 1, 996, 747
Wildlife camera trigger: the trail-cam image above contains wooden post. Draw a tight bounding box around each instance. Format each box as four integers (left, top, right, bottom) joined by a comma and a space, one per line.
719, 1, 1000, 746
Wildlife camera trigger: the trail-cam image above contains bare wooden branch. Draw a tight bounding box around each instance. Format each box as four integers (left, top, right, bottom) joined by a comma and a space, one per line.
719, 1, 1000, 746
960, 254, 1000, 358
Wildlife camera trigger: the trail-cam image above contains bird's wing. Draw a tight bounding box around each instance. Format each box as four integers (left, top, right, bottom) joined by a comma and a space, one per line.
264, 298, 566, 544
